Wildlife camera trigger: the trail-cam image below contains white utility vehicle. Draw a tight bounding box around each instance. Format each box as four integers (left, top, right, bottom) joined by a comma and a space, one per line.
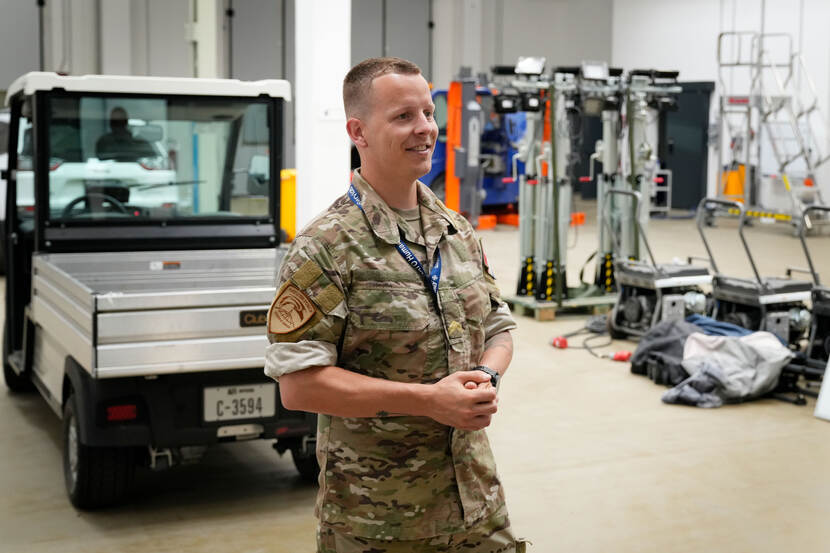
2, 72, 317, 509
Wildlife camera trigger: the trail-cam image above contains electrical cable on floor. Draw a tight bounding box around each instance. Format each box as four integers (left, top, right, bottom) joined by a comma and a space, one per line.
550, 314, 632, 361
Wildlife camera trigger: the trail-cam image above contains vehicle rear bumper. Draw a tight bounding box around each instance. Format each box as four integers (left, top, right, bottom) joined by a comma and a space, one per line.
71, 366, 315, 448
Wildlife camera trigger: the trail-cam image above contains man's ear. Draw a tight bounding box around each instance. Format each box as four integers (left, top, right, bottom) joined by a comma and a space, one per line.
346, 117, 368, 148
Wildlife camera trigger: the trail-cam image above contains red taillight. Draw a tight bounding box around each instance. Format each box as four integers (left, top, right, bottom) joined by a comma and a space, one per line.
49, 159, 63, 171
106, 404, 137, 422
24, 205, 35, 212
161, 202, 175, 208
138, 156, 170, 170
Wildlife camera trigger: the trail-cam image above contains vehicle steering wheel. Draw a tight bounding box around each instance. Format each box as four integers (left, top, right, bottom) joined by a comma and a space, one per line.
61, 192, 130, 218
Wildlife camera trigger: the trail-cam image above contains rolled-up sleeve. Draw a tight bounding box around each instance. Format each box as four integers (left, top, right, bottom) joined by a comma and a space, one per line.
476, 240, 517, 341
265, 236, 347, 382
265, 340, 338, 381
484, 301, 517, 340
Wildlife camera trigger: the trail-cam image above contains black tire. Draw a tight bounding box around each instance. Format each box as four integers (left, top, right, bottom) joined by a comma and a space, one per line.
430, 173, 446, 203
290, 445, 320, 484
63, 393, 136, 509
2, 321, 34, 392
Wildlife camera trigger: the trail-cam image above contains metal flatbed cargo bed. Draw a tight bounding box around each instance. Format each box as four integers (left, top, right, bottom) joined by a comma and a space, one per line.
32, 248, 284, 380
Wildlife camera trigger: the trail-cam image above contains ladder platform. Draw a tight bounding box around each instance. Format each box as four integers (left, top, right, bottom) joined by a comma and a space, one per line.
506, 294, 617, 321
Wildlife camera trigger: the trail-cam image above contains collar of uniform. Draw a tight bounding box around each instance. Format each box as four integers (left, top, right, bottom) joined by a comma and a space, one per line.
351, 169, 403, 246
416, 181, 457, 248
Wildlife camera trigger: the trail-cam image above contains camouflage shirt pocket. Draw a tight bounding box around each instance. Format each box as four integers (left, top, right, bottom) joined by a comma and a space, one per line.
342, 283, 432, 382
454, 276, 491, 363
456, 275, 491, 323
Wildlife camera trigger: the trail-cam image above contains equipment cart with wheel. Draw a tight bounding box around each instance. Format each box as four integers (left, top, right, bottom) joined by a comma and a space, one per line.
2, 72, 317, 509
697, 197, 813, 345
793, 205, 830, 367
605, 189, 711, 338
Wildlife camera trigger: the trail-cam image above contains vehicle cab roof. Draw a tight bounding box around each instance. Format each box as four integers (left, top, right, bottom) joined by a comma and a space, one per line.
5, 72, 291, 106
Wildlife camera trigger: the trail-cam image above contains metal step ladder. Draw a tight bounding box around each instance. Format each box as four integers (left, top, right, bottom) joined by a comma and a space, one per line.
759, 46, 828, 214
716, 31, 828, 226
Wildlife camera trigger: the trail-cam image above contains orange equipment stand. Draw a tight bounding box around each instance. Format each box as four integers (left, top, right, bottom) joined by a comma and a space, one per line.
444, 81, 463, 213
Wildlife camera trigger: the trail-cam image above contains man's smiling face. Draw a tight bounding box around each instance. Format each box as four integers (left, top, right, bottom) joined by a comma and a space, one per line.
358, 72, 438, 186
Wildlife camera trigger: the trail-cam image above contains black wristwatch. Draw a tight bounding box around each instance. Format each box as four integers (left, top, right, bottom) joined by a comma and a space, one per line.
471, 365, 499, 388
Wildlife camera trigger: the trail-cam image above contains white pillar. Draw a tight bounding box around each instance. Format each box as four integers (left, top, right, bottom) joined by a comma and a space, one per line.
294, 0, 351, 230
188, 0, 225, 78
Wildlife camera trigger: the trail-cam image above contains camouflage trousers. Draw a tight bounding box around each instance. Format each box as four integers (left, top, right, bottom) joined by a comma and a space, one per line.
316, 525, 529, 553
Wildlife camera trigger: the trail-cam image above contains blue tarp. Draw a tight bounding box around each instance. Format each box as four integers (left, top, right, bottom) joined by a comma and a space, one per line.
685, 314, 753, 337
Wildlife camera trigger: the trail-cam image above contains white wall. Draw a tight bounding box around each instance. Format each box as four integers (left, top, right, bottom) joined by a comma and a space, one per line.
42, 0, 99, 76
352, 0, 384, 64
230, 0, 284, 80
492, 0, 614, 70
431, 0, 461, 87
0, 0, 40, 90
611, 0, 830, 200
100, 0, 132, 75
432, 0, 613, 89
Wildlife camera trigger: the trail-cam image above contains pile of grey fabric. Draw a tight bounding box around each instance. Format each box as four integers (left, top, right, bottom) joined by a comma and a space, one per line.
632, 315, 794, 408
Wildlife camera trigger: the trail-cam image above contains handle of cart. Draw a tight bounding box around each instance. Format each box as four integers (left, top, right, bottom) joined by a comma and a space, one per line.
602, 188, 659, 271
799, 205, 830, 287
696, 197, 765, 287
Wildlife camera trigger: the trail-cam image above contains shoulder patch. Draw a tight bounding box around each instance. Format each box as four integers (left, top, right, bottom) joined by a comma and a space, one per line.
268, 282, 319, 334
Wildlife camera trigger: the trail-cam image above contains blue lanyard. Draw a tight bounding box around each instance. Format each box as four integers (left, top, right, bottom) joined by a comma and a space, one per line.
348, 183, 441, 295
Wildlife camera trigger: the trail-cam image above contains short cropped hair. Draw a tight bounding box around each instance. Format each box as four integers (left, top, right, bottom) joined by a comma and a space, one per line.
343, 57, 422, 118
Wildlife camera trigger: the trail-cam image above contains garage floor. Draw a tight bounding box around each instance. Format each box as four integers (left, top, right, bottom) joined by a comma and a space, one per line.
2, 203, 830, 553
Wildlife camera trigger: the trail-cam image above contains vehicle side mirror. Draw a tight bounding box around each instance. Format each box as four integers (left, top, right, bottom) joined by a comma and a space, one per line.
247, 154, 270, 196
135, 124, 163, 142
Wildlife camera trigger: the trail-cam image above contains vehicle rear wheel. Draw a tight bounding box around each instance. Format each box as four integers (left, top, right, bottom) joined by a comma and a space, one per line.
290, 445, 320, 484
2, 321, 34, 392
63, 392, 136, 509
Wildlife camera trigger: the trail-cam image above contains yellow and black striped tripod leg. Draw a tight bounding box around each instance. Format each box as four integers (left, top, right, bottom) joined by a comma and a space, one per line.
595, 252, 615, 293
516, 257, 536, 297
536, 260, 568, 301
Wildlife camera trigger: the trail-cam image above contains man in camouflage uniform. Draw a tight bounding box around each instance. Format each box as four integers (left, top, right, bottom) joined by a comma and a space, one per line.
265, 57, 525, 553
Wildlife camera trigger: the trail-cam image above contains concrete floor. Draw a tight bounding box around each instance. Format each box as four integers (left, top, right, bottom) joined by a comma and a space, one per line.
2, 204, 830, 553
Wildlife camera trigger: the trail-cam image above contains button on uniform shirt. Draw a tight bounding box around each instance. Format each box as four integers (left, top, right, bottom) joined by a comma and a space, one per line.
265, 170, 517, 540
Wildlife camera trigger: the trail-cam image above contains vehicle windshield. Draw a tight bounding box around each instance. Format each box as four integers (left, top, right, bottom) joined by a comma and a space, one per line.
17, 94, 273, 222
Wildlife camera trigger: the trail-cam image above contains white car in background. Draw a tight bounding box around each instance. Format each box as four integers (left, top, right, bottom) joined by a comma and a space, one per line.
14, 120, 179, 218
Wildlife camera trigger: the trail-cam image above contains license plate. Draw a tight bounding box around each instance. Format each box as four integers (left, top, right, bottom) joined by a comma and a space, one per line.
203, 383, 276, 422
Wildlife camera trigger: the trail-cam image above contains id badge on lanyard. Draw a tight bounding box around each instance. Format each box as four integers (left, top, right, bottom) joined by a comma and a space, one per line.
347, 183, 441, 298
